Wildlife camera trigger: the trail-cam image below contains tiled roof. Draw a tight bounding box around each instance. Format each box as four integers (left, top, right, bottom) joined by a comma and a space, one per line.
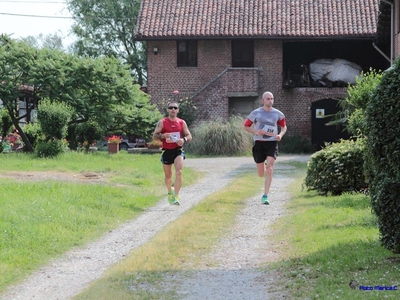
135, 0, 380, 40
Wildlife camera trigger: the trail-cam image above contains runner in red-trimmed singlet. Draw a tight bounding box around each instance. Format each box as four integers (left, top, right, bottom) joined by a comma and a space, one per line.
243, 91, 287, 205
153, 102, 192, 205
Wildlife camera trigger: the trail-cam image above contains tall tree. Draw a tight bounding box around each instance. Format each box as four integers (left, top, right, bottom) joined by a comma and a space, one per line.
67, 0, 146, 85
0, 35, 159, 152
0, 35, 37, 151
21, 33, 66, 51
29, 48, 159, 140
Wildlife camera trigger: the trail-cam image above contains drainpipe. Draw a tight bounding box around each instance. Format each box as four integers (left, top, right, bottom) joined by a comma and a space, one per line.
373, 42, 391, 63
377, 0, 394, 66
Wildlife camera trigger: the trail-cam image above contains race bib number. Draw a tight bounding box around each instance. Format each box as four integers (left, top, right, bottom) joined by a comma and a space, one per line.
166, 132, 180, 143
262, 125, 277, 135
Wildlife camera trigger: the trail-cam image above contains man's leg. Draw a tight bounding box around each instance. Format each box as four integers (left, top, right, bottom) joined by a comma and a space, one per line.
264, 156, 275, 195
173, 155, 184, 196
256, 162, 266, 177
163, 164, 173, 192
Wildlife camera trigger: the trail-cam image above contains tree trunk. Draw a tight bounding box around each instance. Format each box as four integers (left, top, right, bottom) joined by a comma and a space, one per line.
11, 116, 34, 153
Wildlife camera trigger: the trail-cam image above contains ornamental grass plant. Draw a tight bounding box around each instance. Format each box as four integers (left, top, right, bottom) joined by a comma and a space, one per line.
185, 115, 253, 156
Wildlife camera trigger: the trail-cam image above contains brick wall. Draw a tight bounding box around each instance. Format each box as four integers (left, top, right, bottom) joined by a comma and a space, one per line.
147, 40, 348, 141
147, 40, 231, 104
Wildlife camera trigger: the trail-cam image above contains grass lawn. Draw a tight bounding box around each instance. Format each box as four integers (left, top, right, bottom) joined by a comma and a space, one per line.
270, 174, 400, 299
2, 153, 399, 299
0, 151, 199, 292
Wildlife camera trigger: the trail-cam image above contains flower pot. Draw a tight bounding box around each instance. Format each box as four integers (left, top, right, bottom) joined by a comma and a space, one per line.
108, 143, 119, 154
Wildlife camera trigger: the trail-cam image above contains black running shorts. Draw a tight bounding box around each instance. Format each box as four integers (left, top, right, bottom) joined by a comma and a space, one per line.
252, 141, 278, 163
161, 148, 185, 165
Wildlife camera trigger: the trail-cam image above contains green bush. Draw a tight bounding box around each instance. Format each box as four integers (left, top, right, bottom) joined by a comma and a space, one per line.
1, 107, 12, 138
36, 99, 73, 157
365, 57, 400, 254
185, 115, 253, 156
304, 139, 367, 196
279, 133, 315, 154
37, 99, 73, 140
346, 108, 365, 137
332, 69, 383, 136
23, 122, 44, 148
68, 121, 103, 151
35, 139, 68, 158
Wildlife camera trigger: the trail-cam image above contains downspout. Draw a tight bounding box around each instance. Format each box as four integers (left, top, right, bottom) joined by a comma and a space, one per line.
373, 42, 391, 63
375, 0, 394, 66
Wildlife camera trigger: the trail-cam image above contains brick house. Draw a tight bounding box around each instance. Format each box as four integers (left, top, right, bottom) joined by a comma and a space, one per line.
135, 0, 391, 148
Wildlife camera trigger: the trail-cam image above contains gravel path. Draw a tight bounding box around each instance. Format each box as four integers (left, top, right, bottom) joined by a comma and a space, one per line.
1, 155, 309, 300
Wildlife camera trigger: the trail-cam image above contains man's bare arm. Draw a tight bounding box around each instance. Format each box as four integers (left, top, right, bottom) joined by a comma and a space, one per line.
182, 121, 192, 142
153, 121, 163, 140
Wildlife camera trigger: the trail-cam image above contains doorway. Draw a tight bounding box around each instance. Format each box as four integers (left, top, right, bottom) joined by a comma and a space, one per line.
311, 98, 350, 150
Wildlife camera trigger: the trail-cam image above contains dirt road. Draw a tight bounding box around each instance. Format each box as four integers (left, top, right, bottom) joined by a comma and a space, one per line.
1, 155, 309, 300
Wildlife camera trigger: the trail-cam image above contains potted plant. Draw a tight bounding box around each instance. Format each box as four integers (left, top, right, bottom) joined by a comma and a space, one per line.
107, 135, 122, 153
147, 139, 162, 149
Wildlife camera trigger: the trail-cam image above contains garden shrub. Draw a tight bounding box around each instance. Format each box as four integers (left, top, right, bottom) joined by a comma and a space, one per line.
37, 99, 72, 140
364, 58, 400, 253
23, 122, 43, 148
35, 139, 67, 158
71, 121, 103, 151
279, 133, 315, 154
304, 138, 367, 196
36, 99, 72, 157
346, 108, 365, 137
1, 107, 13, 138
329, 69, 382, 138
0, 108, 13, 153
185, 115, 253, 156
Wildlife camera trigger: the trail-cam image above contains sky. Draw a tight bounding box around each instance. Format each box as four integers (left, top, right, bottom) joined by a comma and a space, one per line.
0, 0, 75, 44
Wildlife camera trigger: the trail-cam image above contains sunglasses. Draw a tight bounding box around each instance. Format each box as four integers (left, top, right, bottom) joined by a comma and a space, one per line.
168, 106, 179, 110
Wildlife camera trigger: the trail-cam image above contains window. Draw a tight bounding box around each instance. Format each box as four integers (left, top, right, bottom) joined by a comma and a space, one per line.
177, 40, 197, 67
232, 40, 254, 67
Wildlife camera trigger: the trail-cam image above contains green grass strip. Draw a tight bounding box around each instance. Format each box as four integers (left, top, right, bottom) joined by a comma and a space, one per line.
0, 151, 199, 292
269, 176, 400, 300
74, 171, 262, 300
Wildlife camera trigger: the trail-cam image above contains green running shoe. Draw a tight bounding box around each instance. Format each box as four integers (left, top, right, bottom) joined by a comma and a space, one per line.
261, 194, 269, 205
172, 195, 180, 206
168, 187, 174, 205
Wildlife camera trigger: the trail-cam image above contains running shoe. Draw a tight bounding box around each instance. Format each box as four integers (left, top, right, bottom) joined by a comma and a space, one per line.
261, 194, 269, 205
168, 187, 174, 205
172, 195, 180, 206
